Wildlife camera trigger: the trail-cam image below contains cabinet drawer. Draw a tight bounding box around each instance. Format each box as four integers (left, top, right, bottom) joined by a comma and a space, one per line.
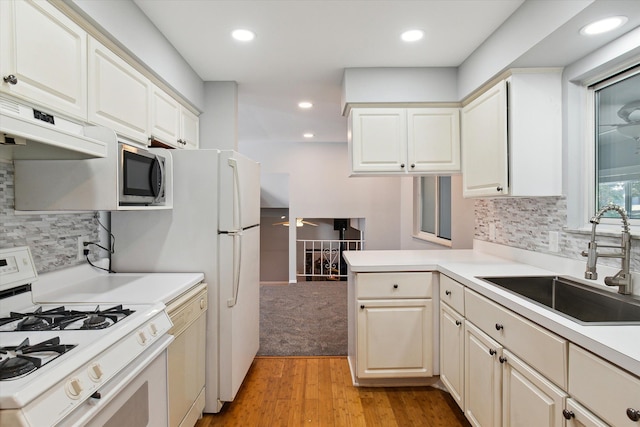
465, 288, 567, 389
569, 344, 640, 427
356, 272, 431, 299
440, 274, 464, 314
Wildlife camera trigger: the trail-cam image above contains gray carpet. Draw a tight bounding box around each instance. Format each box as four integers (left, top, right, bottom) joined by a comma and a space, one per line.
258, 281, 347, 356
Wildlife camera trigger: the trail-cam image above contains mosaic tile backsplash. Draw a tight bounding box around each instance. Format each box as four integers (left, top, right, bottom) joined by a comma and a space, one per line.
475, 197, 640, 274
0, 160, 99, 273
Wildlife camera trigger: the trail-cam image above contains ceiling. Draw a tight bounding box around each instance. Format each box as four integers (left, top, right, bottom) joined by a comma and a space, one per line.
132, 0, 640, 146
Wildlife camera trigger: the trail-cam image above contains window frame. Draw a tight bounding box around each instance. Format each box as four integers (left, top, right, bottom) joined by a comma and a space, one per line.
588, 65, 640, 229
413, 176, 452, 247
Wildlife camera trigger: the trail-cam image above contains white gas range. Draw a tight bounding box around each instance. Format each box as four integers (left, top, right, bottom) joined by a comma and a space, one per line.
0, 247, 204, 427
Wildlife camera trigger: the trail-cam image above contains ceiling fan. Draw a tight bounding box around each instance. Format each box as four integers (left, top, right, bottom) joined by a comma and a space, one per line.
272, 218, 318, 227
599, 100, 640, 153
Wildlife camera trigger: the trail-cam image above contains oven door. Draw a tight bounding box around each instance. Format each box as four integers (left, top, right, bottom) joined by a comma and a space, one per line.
60, 335, 172, 427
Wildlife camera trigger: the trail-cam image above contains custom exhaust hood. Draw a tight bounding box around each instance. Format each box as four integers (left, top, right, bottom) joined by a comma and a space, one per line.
0, 97, 109, 160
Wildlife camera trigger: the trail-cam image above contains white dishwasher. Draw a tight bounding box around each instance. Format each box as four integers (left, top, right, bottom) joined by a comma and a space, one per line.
166, 282, 208, 427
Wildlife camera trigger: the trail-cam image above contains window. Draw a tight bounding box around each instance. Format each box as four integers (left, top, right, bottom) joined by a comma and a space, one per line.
592, 67, 640, 222
414, 176, 451, 246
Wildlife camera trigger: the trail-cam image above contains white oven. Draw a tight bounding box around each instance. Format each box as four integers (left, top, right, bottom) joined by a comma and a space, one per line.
0, 247, 204, 427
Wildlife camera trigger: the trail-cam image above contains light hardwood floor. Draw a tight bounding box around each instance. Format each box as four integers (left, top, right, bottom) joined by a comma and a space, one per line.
195, 357, 470, 427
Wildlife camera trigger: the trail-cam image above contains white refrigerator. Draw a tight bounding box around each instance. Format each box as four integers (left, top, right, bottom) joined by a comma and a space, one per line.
111, 149, 260, 413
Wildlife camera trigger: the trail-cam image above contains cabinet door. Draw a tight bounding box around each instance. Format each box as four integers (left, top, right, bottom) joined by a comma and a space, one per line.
564, 399, 609, 427
179, 106, 199, 149
150, 86, 181, 148
465, 321, 502, 427
357, 299, 432, 378
407, 108, 460, 172
440, 303, 464, 410
350, 108, 407, 172
88, 37, 150, 143
0, 0, 87, 120
502, 349, 567, 427
461, 79, 508, 197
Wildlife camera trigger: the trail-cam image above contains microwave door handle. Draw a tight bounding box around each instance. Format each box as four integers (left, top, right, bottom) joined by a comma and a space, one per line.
227, 230, 242, 308
153, 155, 165, 203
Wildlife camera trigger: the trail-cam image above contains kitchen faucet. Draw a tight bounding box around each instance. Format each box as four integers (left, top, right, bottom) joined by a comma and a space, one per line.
581, 203, 633, 295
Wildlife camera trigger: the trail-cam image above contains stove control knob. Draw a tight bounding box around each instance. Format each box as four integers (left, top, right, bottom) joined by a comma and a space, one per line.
65, 378, 83, 399
88, 363, 104, 382
149, 323, 159, 336
137, 330, 148, 345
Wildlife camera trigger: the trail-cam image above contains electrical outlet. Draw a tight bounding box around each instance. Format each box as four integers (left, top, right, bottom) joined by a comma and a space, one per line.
549, 231, 559, 253
77, 236, 90, 261
489, 223, 496, 241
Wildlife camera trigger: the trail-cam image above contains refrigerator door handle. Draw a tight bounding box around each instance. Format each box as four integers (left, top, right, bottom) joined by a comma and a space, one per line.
228, 158, 241, 230
227, 229, 243, 307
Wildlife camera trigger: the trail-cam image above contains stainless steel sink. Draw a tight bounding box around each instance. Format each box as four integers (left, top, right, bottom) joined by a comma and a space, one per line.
477, 276, 640, 325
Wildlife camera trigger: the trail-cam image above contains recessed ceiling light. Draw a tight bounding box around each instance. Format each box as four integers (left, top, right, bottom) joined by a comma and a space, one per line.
401, 29, 424, 42
298, 101, 313, 109
580, 16, 628, 36
232, 29, 255, 41
303, 133, 314, 138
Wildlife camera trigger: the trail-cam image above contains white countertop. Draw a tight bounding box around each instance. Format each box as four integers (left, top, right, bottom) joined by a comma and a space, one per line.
32, 263, 205, 305
344, 249, 640, 377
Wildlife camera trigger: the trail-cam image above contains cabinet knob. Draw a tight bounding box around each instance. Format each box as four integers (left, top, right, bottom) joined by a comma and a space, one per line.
489, 348, 496, 356
400, 163, 405, 168
455, 320, 462, 326
627, 408, 640, 422
445, 290, 451, 296
3, 74, 17, 85
360, 304, 365, 309
562, 410, 575, 420
495, 323, 504, 331
499, 356, 507, 364
496, 186, 503, 192
410, 163, 415, 168
393, 284, 399, 289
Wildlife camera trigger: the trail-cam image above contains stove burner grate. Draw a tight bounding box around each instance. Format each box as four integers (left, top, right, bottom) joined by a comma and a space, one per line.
0, 305, 135, 331
0, 337, 76, 380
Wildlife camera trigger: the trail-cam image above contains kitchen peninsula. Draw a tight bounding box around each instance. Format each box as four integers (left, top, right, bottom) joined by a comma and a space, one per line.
344, 246, 640, 427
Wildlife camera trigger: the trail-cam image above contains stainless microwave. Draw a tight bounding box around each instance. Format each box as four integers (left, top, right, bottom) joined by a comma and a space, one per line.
118, 143, 167, 206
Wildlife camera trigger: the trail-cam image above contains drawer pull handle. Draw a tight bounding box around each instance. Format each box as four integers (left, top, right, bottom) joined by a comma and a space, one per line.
562, 410, 575, 420
488, 349, 496, 356
360, 305, 365, 309
628, 408, 640, 422
455, 320, 462, 326
495, 323, 504, 331
393, 284, 398, 289
499, 356, 507, 364
445, 290, 451, 296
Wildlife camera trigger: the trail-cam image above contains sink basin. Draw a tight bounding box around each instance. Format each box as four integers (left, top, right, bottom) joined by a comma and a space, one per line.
477, 276, 640, 325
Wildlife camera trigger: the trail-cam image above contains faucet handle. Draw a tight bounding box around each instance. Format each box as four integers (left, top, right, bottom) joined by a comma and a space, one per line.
580, 250, 588, 257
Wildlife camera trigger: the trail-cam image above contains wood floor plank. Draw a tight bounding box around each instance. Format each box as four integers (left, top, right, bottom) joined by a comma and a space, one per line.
195, 357, 471, 427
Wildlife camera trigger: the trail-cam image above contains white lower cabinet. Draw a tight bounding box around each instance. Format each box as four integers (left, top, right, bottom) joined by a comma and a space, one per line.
464, 321, 503, 427
502, 349, 567, 427
357, 298, 432, 378
440, 302, 465, 410
348, 271, 434, 384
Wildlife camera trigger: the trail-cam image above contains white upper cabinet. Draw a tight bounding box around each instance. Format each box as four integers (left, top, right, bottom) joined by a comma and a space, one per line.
151, 85, 199, 149
461, 70, 562, 198
88, 36, 150, 143
0, 0, 88, 120
349, 107, 460, 175
407, 108, 460, 172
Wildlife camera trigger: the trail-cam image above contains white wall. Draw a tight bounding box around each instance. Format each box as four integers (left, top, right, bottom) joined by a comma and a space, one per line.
200, 82, 238, 150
